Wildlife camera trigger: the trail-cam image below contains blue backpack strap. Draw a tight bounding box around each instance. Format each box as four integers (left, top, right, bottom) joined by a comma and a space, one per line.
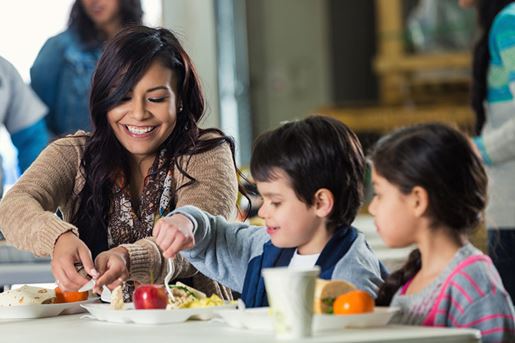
241, 242, 295, 307
240, 254, 264, 307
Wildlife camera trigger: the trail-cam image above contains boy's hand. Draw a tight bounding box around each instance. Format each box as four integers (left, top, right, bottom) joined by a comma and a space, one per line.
153, 214, 195, 258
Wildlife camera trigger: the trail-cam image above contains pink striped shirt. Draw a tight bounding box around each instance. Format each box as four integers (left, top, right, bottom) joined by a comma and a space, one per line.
391, 244, 515, 342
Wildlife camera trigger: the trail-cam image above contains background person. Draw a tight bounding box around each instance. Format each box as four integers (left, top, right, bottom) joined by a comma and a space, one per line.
31, 0, 143, 136
0, 55, 48, 173
461, 0, 515, 302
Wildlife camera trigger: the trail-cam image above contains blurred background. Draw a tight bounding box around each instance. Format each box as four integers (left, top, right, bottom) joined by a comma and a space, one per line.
0, 0, 480, 285
0, 0, 477, 165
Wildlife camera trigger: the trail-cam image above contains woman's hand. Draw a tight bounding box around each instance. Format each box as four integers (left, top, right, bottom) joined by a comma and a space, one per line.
153, 214, 195, 258
52, 231, 98, 291
93, 247, 130, 293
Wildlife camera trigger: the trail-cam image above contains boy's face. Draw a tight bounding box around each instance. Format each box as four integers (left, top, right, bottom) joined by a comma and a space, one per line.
107, 61, 179, 162
368, 168, 418, 248
256, 170, 328, 254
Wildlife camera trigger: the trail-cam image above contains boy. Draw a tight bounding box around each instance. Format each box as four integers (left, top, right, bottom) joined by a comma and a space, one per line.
153, 115, 385, 307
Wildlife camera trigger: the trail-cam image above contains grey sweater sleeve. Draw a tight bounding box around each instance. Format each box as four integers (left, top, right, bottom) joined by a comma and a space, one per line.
332, 234, 384, 298
171, 205, 270, 293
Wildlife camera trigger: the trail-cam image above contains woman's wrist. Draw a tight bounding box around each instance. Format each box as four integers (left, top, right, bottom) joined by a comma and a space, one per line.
54, 230, 77, 249
111, 246, 130, 271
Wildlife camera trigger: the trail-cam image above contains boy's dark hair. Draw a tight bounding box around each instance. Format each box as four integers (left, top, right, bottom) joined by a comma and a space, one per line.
371, 123, 487, 306
250, 115, 365, 229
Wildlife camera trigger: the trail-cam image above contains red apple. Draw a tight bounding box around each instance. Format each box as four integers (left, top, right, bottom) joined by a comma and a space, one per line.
133, 284, 168, 310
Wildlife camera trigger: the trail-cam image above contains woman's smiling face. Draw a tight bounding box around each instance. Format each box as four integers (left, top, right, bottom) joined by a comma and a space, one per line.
107, 60, 180, 160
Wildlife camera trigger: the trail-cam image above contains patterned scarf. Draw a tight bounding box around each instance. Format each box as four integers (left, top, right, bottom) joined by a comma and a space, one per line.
108, 149, 176, 300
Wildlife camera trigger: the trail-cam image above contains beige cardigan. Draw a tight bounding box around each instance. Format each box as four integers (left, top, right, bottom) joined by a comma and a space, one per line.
0, 134, 238, 298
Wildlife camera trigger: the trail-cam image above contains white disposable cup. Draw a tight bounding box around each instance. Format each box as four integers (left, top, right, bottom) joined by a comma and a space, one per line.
262, 266, 320, 340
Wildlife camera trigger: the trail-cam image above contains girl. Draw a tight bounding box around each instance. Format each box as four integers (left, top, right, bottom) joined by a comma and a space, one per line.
370, 123, 515, 342
0, 26, 239, 301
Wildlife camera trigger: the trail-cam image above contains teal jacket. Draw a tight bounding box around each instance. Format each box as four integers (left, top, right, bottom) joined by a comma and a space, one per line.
31, 28, 102, 136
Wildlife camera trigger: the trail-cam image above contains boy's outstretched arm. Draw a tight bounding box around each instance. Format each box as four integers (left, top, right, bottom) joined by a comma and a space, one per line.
153, 205, 269, 293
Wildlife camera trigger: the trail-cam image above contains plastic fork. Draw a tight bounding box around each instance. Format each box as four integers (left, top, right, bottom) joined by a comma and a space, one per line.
164, 258, 176, 302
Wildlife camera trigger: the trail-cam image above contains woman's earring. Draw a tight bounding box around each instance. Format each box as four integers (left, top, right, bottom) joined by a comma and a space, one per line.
178, 105, 183, 112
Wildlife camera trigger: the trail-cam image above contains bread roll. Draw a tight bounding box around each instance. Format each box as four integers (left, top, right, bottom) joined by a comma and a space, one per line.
110, 285, 125, 310
313, 279, 356, 314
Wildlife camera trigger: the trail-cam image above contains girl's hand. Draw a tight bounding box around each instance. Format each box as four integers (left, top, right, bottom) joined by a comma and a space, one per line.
52, 231, 98, 291
153, 214, 195, 258
93, 247, 129, 293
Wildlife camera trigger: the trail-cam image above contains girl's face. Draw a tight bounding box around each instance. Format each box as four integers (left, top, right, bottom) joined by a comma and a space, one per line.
368, 167, 419, 248
256, 169, 327, 255
108, 60, 179, 161
81, 0, 120, 28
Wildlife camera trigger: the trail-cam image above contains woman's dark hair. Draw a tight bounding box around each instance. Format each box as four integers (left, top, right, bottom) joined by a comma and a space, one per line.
69, 0, 143, 47
471, 0, 515, 134
72, 26, 243, 257
372, 123, 487, 305
250, 115, 366, 229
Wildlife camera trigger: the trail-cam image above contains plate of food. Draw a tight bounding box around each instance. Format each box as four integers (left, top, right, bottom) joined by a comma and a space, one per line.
81, 282, 236, 325
216, 279, 399, 332
0, 285, 99, 319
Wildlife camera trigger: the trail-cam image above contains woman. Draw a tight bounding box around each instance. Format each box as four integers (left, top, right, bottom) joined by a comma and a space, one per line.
31, 0, 143, 136
0, 26, 239, 301
461, 0, 515, 302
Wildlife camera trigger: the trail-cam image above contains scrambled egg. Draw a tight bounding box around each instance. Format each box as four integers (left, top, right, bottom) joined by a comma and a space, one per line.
176, 294, 224, 309
166, 282, 225, 309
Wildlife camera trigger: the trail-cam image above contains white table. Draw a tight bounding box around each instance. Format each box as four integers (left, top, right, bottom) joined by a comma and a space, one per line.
0, 314, 481, 343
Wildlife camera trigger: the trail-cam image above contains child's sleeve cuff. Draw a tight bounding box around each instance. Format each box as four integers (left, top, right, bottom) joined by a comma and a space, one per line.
168, 207, 199, 233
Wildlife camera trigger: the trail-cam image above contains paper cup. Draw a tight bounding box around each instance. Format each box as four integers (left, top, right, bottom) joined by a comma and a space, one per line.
262, 266, 320, 340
